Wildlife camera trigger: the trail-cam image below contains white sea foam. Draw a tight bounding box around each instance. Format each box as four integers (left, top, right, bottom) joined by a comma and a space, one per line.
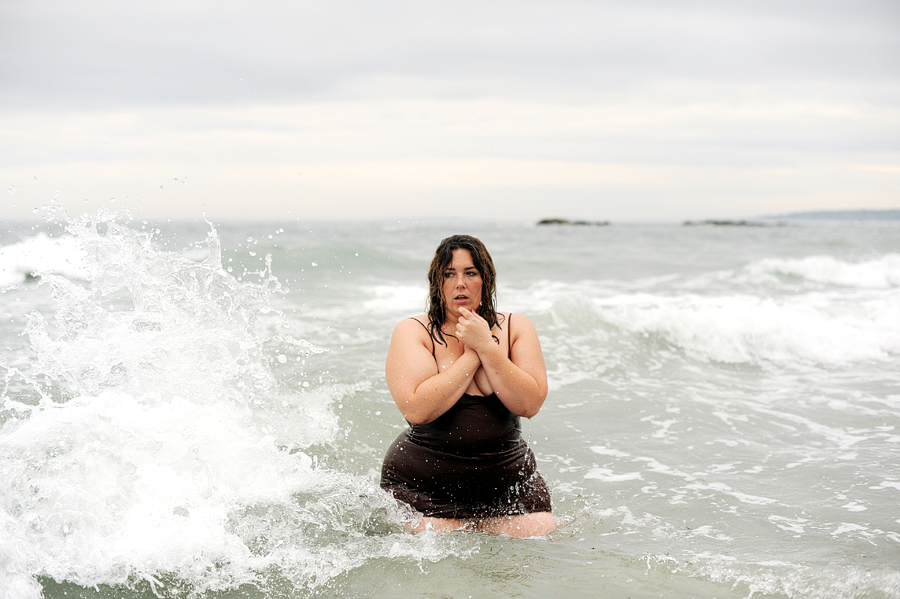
0, 233, 88, 288
360, 284, 427, 315
871, 480, 900, 491
584, 468, 643, 482
0, 214, 439, 597
1, 390, 312, 591
683, 552, 900, 599
0, 386, 405, 596
505, 260, 900, 372
589, 445, 630, 458
746, 254, 900, 289
595, 290, 900, 366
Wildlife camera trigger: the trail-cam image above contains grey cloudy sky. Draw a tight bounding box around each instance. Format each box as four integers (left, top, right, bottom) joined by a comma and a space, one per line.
2, 0, 898, 223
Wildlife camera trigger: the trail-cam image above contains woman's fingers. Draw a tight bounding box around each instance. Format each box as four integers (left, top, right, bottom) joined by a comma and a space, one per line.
456, 308, 490, 348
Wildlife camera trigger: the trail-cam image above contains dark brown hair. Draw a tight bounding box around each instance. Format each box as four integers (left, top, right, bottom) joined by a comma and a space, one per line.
426, 234, 502, 345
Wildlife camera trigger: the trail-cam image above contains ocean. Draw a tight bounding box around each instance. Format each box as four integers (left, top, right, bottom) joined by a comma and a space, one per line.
1, 211, 898, 599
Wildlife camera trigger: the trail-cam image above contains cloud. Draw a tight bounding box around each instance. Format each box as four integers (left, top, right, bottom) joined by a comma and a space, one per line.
3, 96, 897, 222
1, 0, 898, 221
3, 0, 898, 109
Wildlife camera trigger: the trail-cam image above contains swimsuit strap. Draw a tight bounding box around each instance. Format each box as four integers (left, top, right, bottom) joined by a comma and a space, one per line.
408, 317, 436, 357
506, 312, 512, 359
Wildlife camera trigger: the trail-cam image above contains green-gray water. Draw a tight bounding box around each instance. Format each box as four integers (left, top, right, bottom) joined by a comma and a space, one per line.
2, 214, 899, 598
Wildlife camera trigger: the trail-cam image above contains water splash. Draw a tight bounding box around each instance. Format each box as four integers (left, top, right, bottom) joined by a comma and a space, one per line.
13, 211, 281, 407
0, 211, 433, 599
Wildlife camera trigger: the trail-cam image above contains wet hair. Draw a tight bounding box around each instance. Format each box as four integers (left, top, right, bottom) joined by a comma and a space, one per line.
426, 234, 502, 345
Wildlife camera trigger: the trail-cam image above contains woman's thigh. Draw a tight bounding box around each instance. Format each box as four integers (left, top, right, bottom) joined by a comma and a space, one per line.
475, 512, 557, 538
409, 516, 469, 533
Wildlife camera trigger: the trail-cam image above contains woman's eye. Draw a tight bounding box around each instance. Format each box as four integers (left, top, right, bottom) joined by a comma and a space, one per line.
467, 271, 478, 277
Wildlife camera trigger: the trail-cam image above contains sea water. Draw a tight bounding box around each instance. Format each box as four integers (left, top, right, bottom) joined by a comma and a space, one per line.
1, 210, 898, 599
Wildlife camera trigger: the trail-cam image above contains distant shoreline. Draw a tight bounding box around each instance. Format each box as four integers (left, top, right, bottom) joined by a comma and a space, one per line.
761, 209, 900, 221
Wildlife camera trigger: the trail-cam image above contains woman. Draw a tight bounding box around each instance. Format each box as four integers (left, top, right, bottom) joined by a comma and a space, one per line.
380, 235, 556, 537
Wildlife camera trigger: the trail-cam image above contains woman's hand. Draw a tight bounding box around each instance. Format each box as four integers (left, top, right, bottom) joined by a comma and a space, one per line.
455, 307, 495, 352
470, 313, 549, 419
385, 318, 482, 425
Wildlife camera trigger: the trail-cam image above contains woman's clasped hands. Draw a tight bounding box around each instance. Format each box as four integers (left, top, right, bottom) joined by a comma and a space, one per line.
454, 307, 495, 354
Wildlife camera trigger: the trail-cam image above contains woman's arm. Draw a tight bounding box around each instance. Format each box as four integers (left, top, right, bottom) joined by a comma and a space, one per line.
455, 309, 548, 418
385, 318, 481, 425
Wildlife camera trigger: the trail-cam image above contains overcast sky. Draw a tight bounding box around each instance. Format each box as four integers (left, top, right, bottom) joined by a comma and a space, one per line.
2, 0, 898, 223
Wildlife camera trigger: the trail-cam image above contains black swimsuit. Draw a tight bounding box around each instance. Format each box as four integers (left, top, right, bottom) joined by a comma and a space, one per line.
380, 316, 552, 519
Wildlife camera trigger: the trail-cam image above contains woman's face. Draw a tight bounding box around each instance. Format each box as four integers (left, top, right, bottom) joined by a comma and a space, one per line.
442, 248, 482, 319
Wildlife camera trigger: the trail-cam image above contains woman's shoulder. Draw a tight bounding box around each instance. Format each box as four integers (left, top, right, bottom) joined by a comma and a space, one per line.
401, 314, 428, 326
394, 315, 430, 335
501, 311, 529, 325
503, 312, 538, 337
391, 315, 436, 354
503, 311, 536, 322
